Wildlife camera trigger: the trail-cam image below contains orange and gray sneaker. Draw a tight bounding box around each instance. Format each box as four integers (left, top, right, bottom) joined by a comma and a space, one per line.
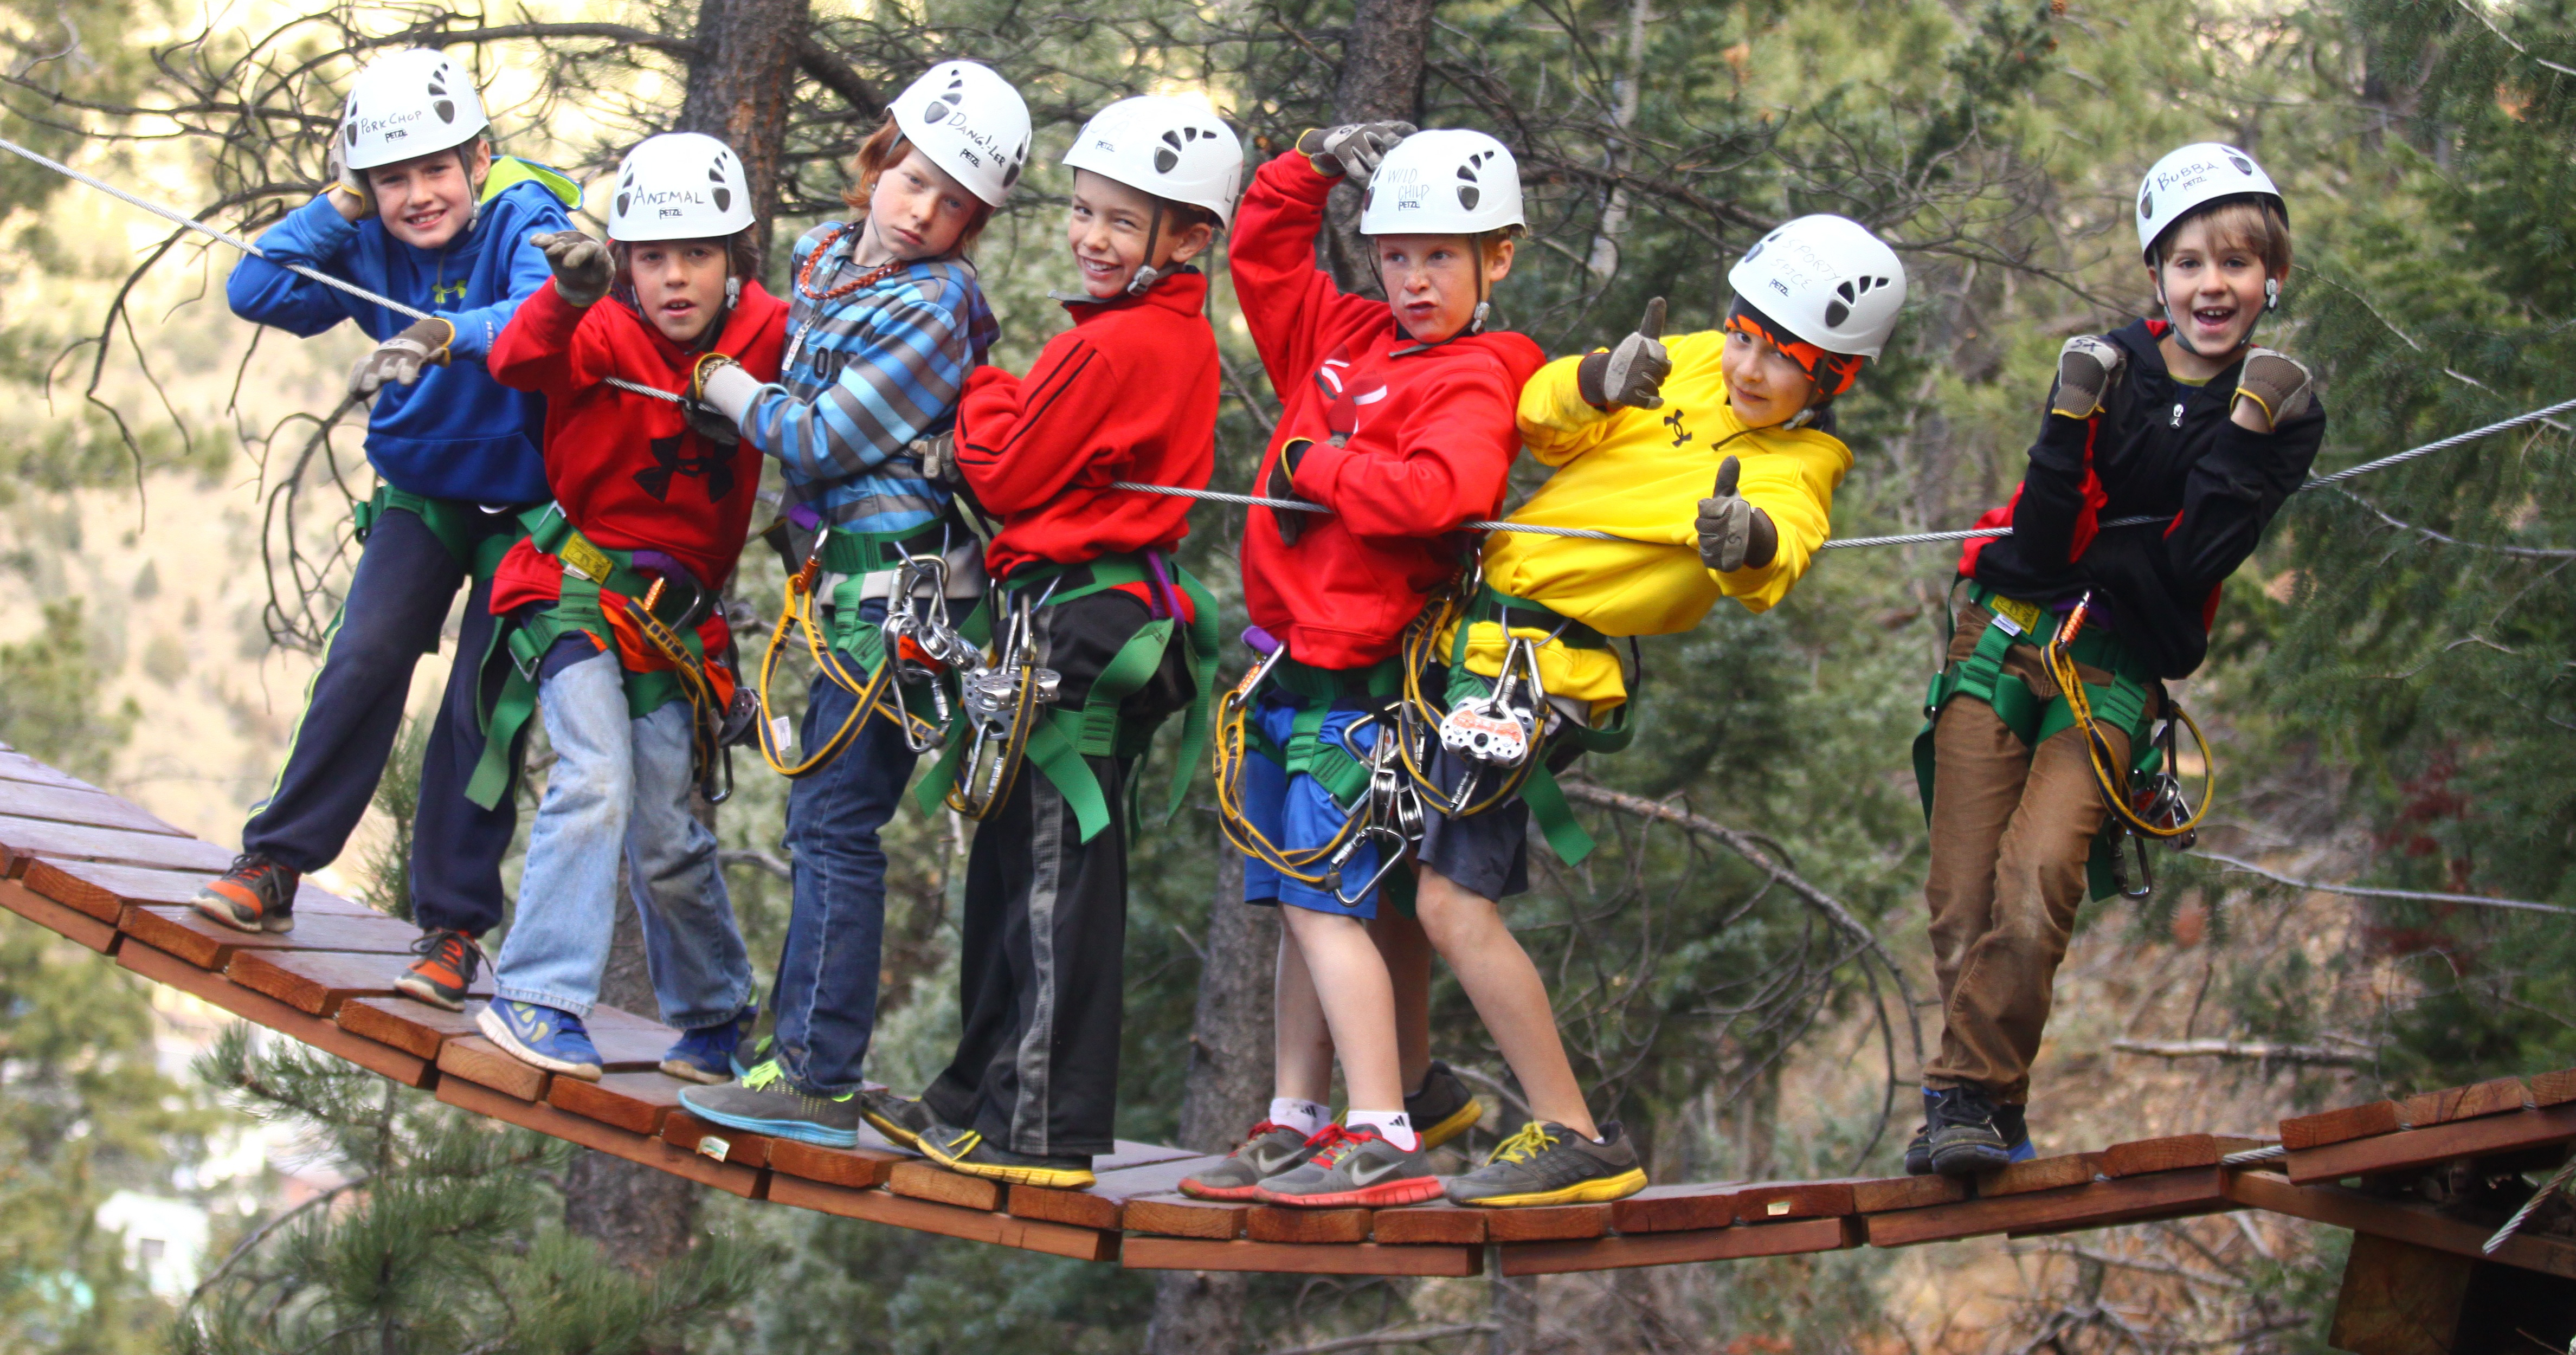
1407, 1060, 1486, 1150
1252, 1125, 1444, 1209
1180, 1120, 1323, 1201
395, 928, 484, 1012
191, 854, 298, 934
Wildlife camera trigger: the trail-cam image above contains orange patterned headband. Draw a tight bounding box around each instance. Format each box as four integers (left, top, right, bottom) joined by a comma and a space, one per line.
1724, 300, 1866, 399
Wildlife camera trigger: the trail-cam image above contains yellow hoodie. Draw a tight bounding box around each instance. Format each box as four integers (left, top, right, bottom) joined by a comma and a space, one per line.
1453, 329, 1851, 711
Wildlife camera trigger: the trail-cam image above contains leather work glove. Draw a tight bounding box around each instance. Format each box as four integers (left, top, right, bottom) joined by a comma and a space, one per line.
1695, 455, 1778, 573
347, 315, 454, 398
682, 398, 740, 447
2233, 347, 2314, 432
532, 229, 614, 308
1266, 438, 1318, 546
1576, 297, 1671, 410
325, 139, 372, 222
2049, 334, 2126, 420
1296, 122, 1416, 186
913, 430, 959, 487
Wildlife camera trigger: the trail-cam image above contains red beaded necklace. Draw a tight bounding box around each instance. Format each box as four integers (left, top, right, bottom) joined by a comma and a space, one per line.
796, 222, 909, 302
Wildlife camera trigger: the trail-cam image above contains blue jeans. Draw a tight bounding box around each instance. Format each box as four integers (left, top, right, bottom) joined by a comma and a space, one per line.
1239, 694, 1387, 918
769, 601, 924, 1094
491, 644, 751, 1029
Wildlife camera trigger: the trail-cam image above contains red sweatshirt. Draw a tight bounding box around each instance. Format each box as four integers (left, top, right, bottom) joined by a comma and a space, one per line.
487, 279, 789, 663
1229, 153, 1545, 670
955, 269, 1217, 593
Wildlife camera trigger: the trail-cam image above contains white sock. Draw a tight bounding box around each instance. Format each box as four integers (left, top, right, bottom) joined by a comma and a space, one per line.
1268, 1098, 1329, 1137
1347, 1109, 1420, 1152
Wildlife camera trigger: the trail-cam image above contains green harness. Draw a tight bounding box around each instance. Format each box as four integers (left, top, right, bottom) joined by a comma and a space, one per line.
463, 508, 712, 810
351, 486, 538, 648
1242, 653, 1419, 918
1441, 584, 1637, 868
912, 551, 1218, 843
1910, 584, 2161, 901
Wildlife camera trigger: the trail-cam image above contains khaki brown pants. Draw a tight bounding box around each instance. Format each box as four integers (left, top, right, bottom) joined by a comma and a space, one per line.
1921, 604, 2132, 1104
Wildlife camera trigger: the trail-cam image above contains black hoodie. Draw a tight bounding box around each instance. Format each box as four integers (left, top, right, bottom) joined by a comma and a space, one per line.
1964, 318, 2325, 680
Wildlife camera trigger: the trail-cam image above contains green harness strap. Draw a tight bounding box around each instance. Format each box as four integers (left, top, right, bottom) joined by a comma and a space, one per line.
1263, 655, 1405, 809
1441, 586, 1638, 867
1909, 585, 2160, 901
816, 521, 973, 666
462, 511, 704, 809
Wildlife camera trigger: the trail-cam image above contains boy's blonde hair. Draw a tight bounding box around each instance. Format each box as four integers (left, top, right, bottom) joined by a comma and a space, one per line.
2152, 197, 2293, 279
841, 116, 993, 256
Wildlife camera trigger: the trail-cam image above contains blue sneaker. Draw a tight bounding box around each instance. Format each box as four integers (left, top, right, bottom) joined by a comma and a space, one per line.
476, 999, 602, 1082
661, 1002, 758, 1085
678, 1060, 861, 1147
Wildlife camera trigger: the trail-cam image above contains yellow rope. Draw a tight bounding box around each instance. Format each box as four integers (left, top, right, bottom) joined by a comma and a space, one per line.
2040, 598, 2215, 840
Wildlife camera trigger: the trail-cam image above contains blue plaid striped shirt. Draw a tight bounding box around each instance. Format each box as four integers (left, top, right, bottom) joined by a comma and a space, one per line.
745, 223, 1000, 537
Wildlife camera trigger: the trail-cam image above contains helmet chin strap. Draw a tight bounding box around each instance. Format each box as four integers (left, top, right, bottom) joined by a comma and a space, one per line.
1125, 204, 1167, 298
2156, 275, 2279, 361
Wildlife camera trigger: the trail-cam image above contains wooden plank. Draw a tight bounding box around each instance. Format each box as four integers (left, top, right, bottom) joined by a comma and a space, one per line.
120, 904, 416, 969
1246, 1206, 1371, 1244
1120, 1237, 1480, 1276
1501, 1217, 1857, 1275
886, 1159, 1001, 1211
0, 876, 119, 951
548, 1071, 694, 1136
1483, 1203, 1612, 1242
767, 1135, 907, 1190
1732, 1179, 1856, 1224
2100, 1134, 2264, 1178
0, 778, 185, 836
2401, 1079, 2532, 1127
766, 1173, 1116, 1262
25, 857, 365, 922
1978, 1153, 2102, 1198
229, 949, 468, 1017
2287, 1104, 2576, 1185
582, 1006, 686, 1070
0, 815, 235, 874
664, 1110, 773, 1169
2282, 1100, 2404, 1151
1612, 1182, 1742, 1234
1096, 1141, 1202, 1172
2225, 1170, 2576, 1281
1850, 1175, 1965, 1214
2329, 1233, 2477, 1355
1865, 1169, 2232, 1248
2531, 1069, 2576, 1108
1123, 1193, 1248, 1240
438, 1036, 549, 1102
335, 997, 479, 1061
437, 1075, 767, 1199
1008, 1155, 1220, 1232
0, 749, 105, 792
1369, 1202, 1489, 1245
117, 940, 430, 1088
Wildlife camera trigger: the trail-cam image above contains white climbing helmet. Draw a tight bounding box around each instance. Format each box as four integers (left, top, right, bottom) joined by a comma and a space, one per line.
1726, 214, 1908, 360
2135, 142, 2284, 262
339, 48, 488, 172
888, 60, 1033, 208
607, 133, 756, 242
1062, 95, 1246, 227
1358, 128, 1524, 237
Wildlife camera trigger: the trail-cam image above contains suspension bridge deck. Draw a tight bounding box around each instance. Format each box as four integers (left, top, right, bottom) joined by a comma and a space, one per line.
8, 744, 2575, 1286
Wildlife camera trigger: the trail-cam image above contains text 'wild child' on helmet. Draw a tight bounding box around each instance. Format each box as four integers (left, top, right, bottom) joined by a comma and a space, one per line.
1359, 129, 1524, 237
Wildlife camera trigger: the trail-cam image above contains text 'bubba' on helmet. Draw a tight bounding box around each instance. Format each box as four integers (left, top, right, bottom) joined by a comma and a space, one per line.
608, 132, 757, 242
340, 48, 489, 171
1358, 128, 1524, 237
1062, 95, 1246, 227
889, 60, 1034, 208
2135, 143, 2285, 261
1726, 215, 1908, 360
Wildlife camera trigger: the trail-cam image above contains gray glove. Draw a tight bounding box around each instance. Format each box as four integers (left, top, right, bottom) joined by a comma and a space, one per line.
2049, 334, 2126, 420
1297, 122, 1416, 186
1575, 298, 1671, 409
2234, 348, 2314, 431
683, 399, 740, 447
532, 229, 614, 308
913, 430, 959, 487
325, 139, 373, 222
348, 315, 453, 398
1265, 438, 1318, 546
1695, 455, 1778, 573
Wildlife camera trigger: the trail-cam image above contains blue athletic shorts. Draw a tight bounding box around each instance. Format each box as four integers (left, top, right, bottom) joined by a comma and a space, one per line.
1238, 694, 1395, 920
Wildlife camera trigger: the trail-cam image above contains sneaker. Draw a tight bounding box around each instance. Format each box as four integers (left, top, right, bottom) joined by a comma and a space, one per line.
394, 928, 483, 1012
1407, 1061, 1486, 1150
916, 1120, 1095, 1189
1445, 1120, 1647, 1208
730, 1031, 774, 1080
476, 999, 603, 1081
192, 854, 298, 934
661, 1002, 759, 1085
858, 1088, 938, 1151
1180, 1121, 1324, 1201
1995, 1101, 2037, 1165
1903, 1088, 1939, 1176
679, 1060, 860, 1147
1252, 1125, 1442, 1209
1924, 1083, 2028, 1177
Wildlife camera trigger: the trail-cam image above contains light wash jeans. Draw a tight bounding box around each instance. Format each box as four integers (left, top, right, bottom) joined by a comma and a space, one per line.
492, 644, 752, 1030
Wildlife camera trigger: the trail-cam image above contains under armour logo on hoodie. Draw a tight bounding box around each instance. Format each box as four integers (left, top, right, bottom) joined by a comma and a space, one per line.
1313, 347, 1386, 447
635, 434, 735, 503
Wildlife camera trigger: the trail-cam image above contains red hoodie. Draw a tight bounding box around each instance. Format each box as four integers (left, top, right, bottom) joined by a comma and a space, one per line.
1230, 152, 1545, 670
487, 278, 789, 663
955, 269, 1217, 597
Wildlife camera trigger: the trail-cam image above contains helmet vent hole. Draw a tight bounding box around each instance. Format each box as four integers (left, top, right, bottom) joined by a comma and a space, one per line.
1837, 280, 1857, 302
1824, 299, 1850, 328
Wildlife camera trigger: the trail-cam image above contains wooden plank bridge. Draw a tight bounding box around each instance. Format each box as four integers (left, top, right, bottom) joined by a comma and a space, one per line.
8, 743, 2576, 1314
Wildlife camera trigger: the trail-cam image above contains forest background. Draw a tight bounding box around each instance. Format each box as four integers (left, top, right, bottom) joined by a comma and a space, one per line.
1, 0, 2571, 1350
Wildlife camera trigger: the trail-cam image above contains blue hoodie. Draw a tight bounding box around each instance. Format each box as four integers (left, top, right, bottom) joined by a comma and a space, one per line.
227, 158, 581, 504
